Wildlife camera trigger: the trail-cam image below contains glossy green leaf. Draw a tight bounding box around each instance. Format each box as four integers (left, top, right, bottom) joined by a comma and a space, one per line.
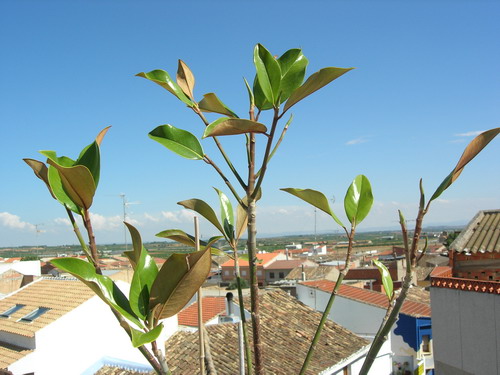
136, 69, 193, 107
214, 188, 234, 242
236, 201, 248, 242
281, 188, 344, 228
75, 141, 101, 187
51, 258, 142, 328
24, 159, 56, 200
253, 44, 281, 105
373, 259, 393, 301
130, 324, 164, 348
149, 248, 211, 320
419, 179, 425, 211
344, 175, 373, 226
155, 229, 222, 251
199, 93, 238, 118
430, 127, 500, 202
176, 60, 195, 100
149, 124, 204, 160
277, 49, 308, 103
203, 117, 267, 138
177, 199, 225, 235
283, 67, 354, 114
252, 76, 274, 111
46, 165, 80, 213
125, 223, 158, 319
47, 161, 96, 210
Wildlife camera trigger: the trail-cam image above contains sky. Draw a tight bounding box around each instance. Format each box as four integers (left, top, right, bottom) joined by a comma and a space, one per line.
1, 0, 499, 247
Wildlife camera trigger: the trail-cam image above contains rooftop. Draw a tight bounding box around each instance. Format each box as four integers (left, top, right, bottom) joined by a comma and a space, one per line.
264, 259, 307, 270
0, 278, 94, 338
178, 296, 226, 327
451, 209, 500, 254
166, 290, 369, 374
221, 252, 279, 268
302, 280, 431, 318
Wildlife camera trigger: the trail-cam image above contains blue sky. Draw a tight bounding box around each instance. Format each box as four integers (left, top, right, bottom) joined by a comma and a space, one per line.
1, 1, 499, 247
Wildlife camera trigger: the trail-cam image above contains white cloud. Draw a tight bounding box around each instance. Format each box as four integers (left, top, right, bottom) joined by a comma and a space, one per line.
346, 137, 368, 146
455, 130, 484, 137
161, 210, 196, 223
144, 213, 160, 222
88, 213, 123, 231
54, 217, 71, 226
0, 212, 35, 231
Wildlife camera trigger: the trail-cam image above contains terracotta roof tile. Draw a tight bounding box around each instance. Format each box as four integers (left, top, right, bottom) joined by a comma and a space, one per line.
302, 280, 431, 318
264, 259, 305, 270
178, 296, 226, 327
0, 341, 32, 368
221, 252, 279, 268
166, 290, 369, 375
0, 278, 94, 338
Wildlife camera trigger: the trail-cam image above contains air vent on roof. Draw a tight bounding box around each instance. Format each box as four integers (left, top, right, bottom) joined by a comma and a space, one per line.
0, 304, 25, 318
18, 307, 50, 323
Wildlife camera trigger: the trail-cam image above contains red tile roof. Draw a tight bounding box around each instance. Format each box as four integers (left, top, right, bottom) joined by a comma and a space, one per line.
221, 252, 278, 268
178, 296, 226, 327
264, 259, 305, 270
302, 280, 431, 318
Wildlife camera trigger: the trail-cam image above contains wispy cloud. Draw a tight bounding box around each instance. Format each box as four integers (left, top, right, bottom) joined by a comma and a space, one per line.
455, 130, 484, 137
161, 210, 195, 223
346, 137, 368, 146
0, 212, 35, 231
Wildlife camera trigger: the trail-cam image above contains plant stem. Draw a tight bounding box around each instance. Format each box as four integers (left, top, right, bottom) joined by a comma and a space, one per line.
79, 209, 168, 374
204, 155, 244, 207
246, 130, 264, 375
65, 207, 94, 265
194, 107, 247, 190
299, 227, 354, 375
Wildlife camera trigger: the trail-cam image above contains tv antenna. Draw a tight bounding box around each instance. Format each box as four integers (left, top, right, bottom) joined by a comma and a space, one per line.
118, 194, 141, 252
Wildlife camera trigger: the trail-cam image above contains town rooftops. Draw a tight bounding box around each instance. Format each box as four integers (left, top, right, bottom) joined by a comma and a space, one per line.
451, 209, 500, 253
166, 289, 369, 375
178, 296, 226, 327
286, 264, 338, 281
302, 280, 431, 318
221, 252, 279, 268
264, 259, 306, 270
0, 278, 94, 338
0, 341, 32, 369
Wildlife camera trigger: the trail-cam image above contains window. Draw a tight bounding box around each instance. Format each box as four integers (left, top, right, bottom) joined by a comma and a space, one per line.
257, 270, 262, 276
224, 270, 230, 276
241, 270, 247, 276
422, 335, 431, 353
19, 307, 50, 323
270, 272, 275, 279
0, 304, 25, 318
279, 272, 285, 279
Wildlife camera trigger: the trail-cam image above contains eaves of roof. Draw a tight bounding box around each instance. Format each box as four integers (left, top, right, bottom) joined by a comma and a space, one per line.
451, 209, 500, 253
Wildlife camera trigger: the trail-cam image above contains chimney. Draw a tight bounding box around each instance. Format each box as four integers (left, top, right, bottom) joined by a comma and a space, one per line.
301, 264, 306, 281
226, 292, 234, 316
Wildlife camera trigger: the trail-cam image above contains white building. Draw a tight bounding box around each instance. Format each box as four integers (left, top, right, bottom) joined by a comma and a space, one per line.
297, 280, 434, 374
0, 277, 177, 374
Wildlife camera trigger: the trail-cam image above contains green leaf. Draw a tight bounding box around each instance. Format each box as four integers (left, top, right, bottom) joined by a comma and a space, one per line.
51, 258, 142, 328
430, 127, 500, 202
125, 223, 158, 319
24, 159, 56, 200
155, 229, 222, 251
136, 69, 194, 107
344, 175, 373, 226
46, 165, 80, 213
214, 188, 234, 242
177, 199, 225, 235
373, 259, 393, 301
252, 76, 274, 111
95, 126, 111, 146
277, 49, 309, 103
283, 67, 354, 114
149, 124, 204, 160
198, 93, 238, 118
236, 201, 248, 242
75, 141, 101, 187
47, 161, 96, 210
149, 248, 211, 320
176, 60, 195, 100
203, 117, 267, 138
281, 188, 344, 228
130, 324, 164, 348
253, 44, 281, 105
